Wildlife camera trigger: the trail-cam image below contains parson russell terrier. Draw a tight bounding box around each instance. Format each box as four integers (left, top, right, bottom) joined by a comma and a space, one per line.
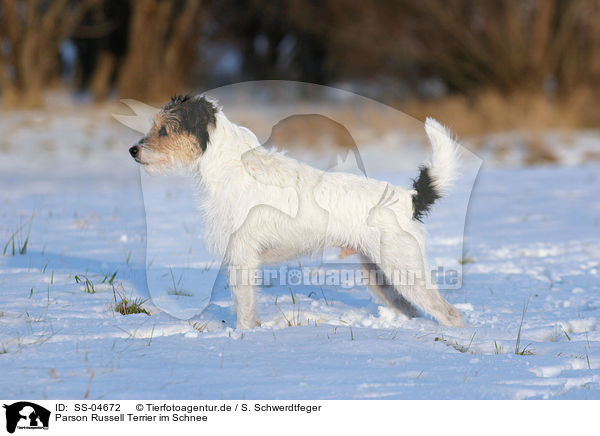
129, 95, 463, 329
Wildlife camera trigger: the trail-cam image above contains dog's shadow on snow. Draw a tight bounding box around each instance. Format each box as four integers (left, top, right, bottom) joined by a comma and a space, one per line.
5, 249, 384, 326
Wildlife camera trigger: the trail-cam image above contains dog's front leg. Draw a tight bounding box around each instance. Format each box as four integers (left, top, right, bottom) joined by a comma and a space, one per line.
227, 258, 260, 329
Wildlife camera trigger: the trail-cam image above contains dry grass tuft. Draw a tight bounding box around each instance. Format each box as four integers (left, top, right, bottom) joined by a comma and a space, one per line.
114, 296, 150, 316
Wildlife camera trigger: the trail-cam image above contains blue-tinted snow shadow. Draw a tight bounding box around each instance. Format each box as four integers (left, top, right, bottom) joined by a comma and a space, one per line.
4, 248, 467, 326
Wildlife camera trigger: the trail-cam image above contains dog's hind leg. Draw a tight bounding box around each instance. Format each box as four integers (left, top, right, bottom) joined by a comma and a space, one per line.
358, 254, 420, 319
366, 231, 463, 327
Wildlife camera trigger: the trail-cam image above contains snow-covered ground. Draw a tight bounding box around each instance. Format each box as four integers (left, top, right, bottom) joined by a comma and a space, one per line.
0, 103, 599, 399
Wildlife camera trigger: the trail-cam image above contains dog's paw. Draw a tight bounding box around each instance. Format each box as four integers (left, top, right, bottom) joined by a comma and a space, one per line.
236, 317, 261, 330
439, 306, 464, 328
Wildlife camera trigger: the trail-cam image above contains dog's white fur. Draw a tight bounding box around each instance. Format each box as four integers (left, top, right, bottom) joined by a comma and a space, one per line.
179, 110, 464, 329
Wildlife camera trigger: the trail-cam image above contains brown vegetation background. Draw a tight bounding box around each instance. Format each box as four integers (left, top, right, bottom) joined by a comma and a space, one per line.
1, 0, 599, 134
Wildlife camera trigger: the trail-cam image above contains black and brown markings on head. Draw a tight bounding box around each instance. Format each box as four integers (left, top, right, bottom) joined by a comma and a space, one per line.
131, 95, 217, 167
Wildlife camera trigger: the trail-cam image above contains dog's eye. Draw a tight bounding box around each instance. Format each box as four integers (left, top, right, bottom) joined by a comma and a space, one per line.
159, 126, 167, 137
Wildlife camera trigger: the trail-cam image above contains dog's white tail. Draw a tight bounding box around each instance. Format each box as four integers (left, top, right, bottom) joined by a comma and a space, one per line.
425, 117, 459, 195
411, 117, 460, 221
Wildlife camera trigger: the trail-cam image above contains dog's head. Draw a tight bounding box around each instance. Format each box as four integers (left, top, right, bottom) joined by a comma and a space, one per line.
129, 94, 217, 171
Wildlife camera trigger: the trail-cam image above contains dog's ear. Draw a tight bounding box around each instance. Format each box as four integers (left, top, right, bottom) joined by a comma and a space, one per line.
176, 96, 217, 152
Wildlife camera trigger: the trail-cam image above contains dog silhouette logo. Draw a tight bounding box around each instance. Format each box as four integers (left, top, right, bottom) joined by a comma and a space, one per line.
3, 402, 50, 433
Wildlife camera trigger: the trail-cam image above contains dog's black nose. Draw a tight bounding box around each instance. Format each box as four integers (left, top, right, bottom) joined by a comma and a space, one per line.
129, 145, 139, 158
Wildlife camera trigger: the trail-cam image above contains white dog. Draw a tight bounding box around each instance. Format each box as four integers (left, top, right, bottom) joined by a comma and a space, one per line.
129, 95, 463, 329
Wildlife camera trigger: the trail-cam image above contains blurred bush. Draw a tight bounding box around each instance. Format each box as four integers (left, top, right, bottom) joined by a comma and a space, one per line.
0, 0, 97, 106
0, 0, 599, 127
398, 0, 600, 96
115, 0, 204, 100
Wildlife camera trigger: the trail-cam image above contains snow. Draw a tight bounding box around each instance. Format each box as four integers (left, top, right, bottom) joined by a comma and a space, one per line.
0, 104, 599, 399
